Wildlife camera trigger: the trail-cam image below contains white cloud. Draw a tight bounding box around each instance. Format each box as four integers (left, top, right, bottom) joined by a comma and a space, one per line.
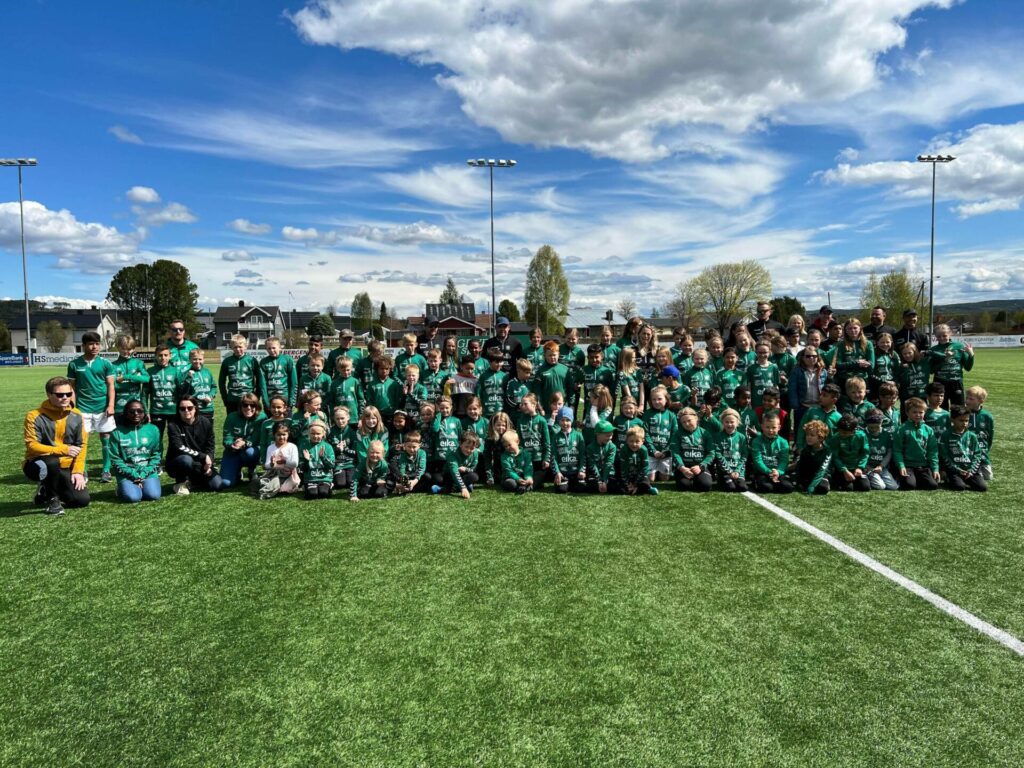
379, 165, 490, 208
345, 221, 482, 246
629, 151, 787, 208
234, 268, 262, 279
823, 121, 1024, 218
843, 253, 919, 274
222, 249, 256, 262
134, 201, 198, 226
292, 0, 954, 162
282, 225, 320, 242
228, 218, 272, 235
108, 125, 143, 144
126, 186, 161, 204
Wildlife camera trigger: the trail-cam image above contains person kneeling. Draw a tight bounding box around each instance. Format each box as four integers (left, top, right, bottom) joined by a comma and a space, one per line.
351, 440, 388, 501
500, 430, 534, 494
749, 412, 794, 494
827, 414, 871, 492
791, 420, 832, 495
436, 431, 481, 498
301, 422, 335, 500
166, 396, 223, 494
260, 422, 300, 499
940, 405, 988, 492
388, 430, 427, 495
110, 399, 162, 503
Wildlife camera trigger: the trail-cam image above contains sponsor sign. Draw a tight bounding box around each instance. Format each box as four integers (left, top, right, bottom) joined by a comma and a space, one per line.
960, 335, 1024, 348
0, 353, 28, 366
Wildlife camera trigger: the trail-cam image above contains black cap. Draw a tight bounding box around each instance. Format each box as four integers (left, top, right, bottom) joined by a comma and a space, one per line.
820, 305, 833, 314
426, 315, 439, 326
903, 308, 917, 317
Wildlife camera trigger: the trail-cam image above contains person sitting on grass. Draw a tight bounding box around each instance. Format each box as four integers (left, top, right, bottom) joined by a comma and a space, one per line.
220, 393, 265, 490
436, 431, 482, 499
166, 395, 222, 495
617, 426, 657, 496
259, 422, 300, 499
940, 405, 988, 493
301, 422, 335, 500
585, 420, 617, 494
670, 407, 714, 493
551, 407, 587, 494
791, 420, 832, 495
893, 397, 940, 491
388, 430, 427, 495
863, 409, 898, 491
827, 413, 870, 492
23, 375, 90, 516
351, 439, 389, 502
500, 430, 534, 494
749, 412, 793, 494
710, 409, 747, 493
109, 399, 162, 504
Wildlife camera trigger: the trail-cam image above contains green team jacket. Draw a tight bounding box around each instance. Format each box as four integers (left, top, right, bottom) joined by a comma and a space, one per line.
219, 353, 260, 405
326, 346, 363, 378
939, 429, 982, 476
329, 376, 363, 417
772, 351, 796, 377
503, 377, 531, 415
391, 449, 427, 483
643, 409, 676, 456
840, 398, 875, 426
167, 339, 198, 372
581, 365, 615, 406
222, 411, 266, 452
515, 413, 551, 464
927, 341, 974, 382
328, 424, 356, 470
433, 416, 463, 461
258, 417, 289, 458
616, 444, 650, 483
180, 367, 217, 414
351, 430, 387, 465
870, 351, 900, 388
750, 434, 790, 475
299, 372, 332, 402
551, 429, 586, 476
147, 364, 182, 416
880, 406, 901, 439
710, 431, 748, 477
402, 382, 429, 422
827, 430, 869, 472
796, 406, 842, 449
968, 408, 993, 463
612, 415, 643, 450
351, 459, 388, 499
476, 369, 508, 417
501, 449, 533, 483
897, 359, 931, 400
893, 421, 939, 471
833, 342, 875, 386
536, 362, 571, 413
393, 351, 428, 381
681, 366, 715, 404
109, 423, 162, 481
301, 442, 336, 484
866, 429, 892, 469
615, 370, 642, 404
446, 447, 481, 490
716, 368, 743, 407
420, 368, 449, 403
671, 426, 712, 469
112, 356, 150, 412
364, 377, 404, 418
586, 441, 617, 483
461, 416, 488, 444
258, 355, 298, 409
666, 382, 692, 411
924, 408, 950, 443
558, 343, 586, 393
745, 362, 781, 407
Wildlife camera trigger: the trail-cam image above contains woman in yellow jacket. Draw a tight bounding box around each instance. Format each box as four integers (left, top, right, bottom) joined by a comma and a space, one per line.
23, 376, 90, 516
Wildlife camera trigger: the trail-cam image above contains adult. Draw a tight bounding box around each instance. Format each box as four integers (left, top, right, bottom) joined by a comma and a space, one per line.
296, 334, 323, 382
892, 309, 929, 352
786, 314, 807, 343
23, 376, 90, 515
616, 317, 643, 351
415, 316, 442, 358
109, 399, 163, 503
810, 305, 834, 334
166, 395, 223, 494
166, 319, 198, 372
482, 316, 523, 374
746, 301, 785, 342
326, 329, 363, 375
863, 306, 897, 346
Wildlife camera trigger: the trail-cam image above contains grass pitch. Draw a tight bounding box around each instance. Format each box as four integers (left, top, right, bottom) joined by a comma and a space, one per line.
1, 350, 1022, 766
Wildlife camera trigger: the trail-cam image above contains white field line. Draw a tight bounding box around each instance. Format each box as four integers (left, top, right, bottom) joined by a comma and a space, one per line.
742, 491, 1024, 658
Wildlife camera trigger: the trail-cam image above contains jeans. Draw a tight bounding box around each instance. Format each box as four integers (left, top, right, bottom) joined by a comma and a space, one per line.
118, 475, 162, 503
167, 454, 224, 491
220, 447, 260, 489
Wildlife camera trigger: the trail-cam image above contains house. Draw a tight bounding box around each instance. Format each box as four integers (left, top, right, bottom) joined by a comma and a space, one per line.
283, 311, 353, 336
9, 307, 119, 354
563, 307, 617, 337
412, 303, 488, 337
212, 301, 286, 349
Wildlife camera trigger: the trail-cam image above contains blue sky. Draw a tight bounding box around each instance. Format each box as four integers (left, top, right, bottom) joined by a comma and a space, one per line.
1, 0, 1022, 316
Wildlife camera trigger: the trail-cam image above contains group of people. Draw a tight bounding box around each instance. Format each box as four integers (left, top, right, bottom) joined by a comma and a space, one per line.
22, 303, 994, 515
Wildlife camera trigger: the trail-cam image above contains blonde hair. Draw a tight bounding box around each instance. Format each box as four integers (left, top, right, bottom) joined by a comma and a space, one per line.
402, 332, 417, 345
966, 385, 988, 401
590, 384, 612, 412
516, 358, 533, 374
332, 405, 351, 419
116, 334, 136, 351
842, 318, 869, 353
358, 406, 387, 436
625, 425, 645, 440
501, 430, 520, 448
265, 336, 281, 347
720, 408, 740, 423
307, 422, 327, 437
845, 376, 867, 394
230, 334, 247, 346
488, 411, 514, 441
367, 439, 385, 456
617, 346, 637, 375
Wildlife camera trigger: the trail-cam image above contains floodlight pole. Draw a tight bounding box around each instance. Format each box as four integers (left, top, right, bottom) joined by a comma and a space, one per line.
917, 154, 956, 339
467, 158, 516, 334
1, 158, 38, 365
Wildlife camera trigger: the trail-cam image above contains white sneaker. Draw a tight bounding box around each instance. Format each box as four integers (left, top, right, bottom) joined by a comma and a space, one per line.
173, 482, 190, 496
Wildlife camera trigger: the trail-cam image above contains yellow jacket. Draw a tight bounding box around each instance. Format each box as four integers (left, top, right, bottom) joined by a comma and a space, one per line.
24, 400, 88, 475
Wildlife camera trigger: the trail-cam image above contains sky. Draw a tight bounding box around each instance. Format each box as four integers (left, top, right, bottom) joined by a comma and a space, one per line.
1, 0, 1022, 317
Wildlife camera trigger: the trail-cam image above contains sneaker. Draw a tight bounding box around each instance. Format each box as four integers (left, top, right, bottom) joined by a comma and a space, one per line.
430, 484, 442, 494
173, 482, 191, 496
45, 497, 65, 516
649, 486, 659, 496
100, 471, 113, 484
34, 483, 47, 507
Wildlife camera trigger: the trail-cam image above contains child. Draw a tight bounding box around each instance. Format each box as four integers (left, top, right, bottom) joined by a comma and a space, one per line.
301, 422, 335, 499
388, 410, 411, 458
67, 330, 116, 482
356, 340, 385, 389
660, 366, 692, 413
551, 407, 586, 493
715, 348, 743, 408
147, 344, 181, 446
500, 430, 534, 494
546, 391, 566, 436
745, 341, 781, 407
525, 327, 547, 373
582, 383, 614, 445
420, 349, 449, 403
893, 397, 940, 491
924, 381, 950, 442
612, 396, 643, 451
536, 342, 570, 417
840, 376, 874, 426
350, 439, 388, 501
328, 406, 356, 491
112, 335, 150, 414
352, 405, 389, 467
643, 385, 676, 481
792, 420, 833, 495
469, 338, 490, 378
364, 356, 403, 425
681, 348, 714, 406
965, 385, 994, 481
581, 344, 615, 411
291, 390, 328, 437
876, 382, 901, 439
927, 323, 975, 407
503, 358, 533, 416
325, 329, 363, 376
615, 347, 644, 412
749, 412, 794, 494
670, 330, 694, 371
181, 349, 217, 426
259, 421, 300, 499
440, 336, 460, 374
755, 388, 787, 439
295, 334, 324, 383
940, 405, 988, 492
388, 430, 426, 495
219, 335, 259, 414
298, 353, 332, 402
769, 334, 795, 393
796, 383, 842, 450
863, 409, 898, 491
476, 349, 508, 419
437, 431, 482, 498
329, 356, 364, 420
734, 386, 759, 440
484, 411, 514, 486
706, 335, 725, 372
258, 337, 298, 412
515, 393, 551, 490
221, 394, 265, 489
393, 333, 427, 381
461, 397, 488, 445
444, 355, 480, 418
432, 397, 463, 483
258, 396, 292, 459
827, 413, 870, 492
418, 402, 439, 479
833, 318, 875, 391
617, 426, 656, 495
671, 407, 714, 493
733, 331, 756, 376
585, 420, 617, 494
109, 399, 162, 503
896, 342, 930, 406
698, 387, 725, 435
710, 409, 747, 492
558, 328, 586, 410
869, 332, 900, 402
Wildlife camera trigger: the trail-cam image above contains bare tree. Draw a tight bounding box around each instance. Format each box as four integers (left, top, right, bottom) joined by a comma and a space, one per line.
691, 260, 772, 335
665, 280, 701, 330
617, 299, 637, 321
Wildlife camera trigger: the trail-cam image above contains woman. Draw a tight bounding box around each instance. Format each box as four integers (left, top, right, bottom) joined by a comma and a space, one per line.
634, 324, 659, 405
786, 314, 807, 344
166, 395, 223, 494
220, 392, 266, 489
109, 399, 162, 503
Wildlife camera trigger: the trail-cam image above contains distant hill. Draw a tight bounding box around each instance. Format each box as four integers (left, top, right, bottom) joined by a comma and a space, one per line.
0, 300, 47, 325
831, 298, 1024, 317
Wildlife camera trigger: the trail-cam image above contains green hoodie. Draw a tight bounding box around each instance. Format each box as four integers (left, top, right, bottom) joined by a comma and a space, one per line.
109, 423, 162, 481
893, 420, 938, 471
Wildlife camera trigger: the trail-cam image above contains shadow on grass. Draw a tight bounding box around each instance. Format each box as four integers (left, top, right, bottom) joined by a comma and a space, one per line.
0, 498, 46, 518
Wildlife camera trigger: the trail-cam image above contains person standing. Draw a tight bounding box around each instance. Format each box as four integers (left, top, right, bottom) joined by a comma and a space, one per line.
415, 316, 443, 358
325, 329, 364, 376
810, 305, 834, 335
23, 376, 90, 515
863, 306, 897, 346
892, 309, 930, 353
66, 331, 116, 482
746, 301, 785, 342
166, 319, 198, 373
482, 316, 524, 374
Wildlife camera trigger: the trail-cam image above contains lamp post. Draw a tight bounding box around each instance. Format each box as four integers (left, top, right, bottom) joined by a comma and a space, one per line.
917, 154, 956, 339
466, 158, 516, 334
1, 158, 38, 364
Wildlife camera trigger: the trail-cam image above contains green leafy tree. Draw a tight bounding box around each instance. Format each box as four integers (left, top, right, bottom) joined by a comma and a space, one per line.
977, 311, 994, 332
691, 260, 772, 335
307, 314, 336, 337
107, 260, 199, 344
439, 278, 463, 305
39, 320, 68, 352
378, 301, 391, 328
351, 292, 374, 332
524, 245, 570, 335
497, 299, 521, 322
859, 269, 921, 322
106, 264, 150, 341
0, 320, 10, 352
770, 296, 807, 326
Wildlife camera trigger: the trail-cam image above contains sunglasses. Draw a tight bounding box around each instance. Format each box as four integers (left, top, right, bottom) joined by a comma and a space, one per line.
804, 354, 819, 359
171, 327, 185, 333
52, 391, 74, 398
240, 403, 257, 409
126, 408, 145, 414
178, 406, 196, 412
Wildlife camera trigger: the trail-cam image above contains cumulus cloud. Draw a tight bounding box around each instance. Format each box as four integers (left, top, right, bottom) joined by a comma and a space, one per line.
108, 125, 143, 144
292, 0, 953, 162
344, 221, 482, 246
134, 202, 198, 226
228, 218, 272, 235
822, 121, 1024, 218
126, 186, 161, 204
843, 253, 919, 274
282, 225, 320, 242
222, 249, 255, 262
234, 268, 262, 278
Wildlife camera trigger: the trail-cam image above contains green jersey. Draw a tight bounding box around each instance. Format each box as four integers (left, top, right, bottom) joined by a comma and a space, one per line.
501, 449, 533, 483
167, 339, 199, 372
503, 376, 531, 415
393, 351, 428, 381
446, 447, 481, 490
924, 408, 950, 443
327, 424, 356, 470
147, 364, 182, 416
615, 370, 642, 404
108, 423, 162, 480
351, 459, 388, 499
350, 430, 387, 465
433, 415, 463, 460
112, 356, 150, 412
586, 440, 617, 483
402, 382, 430, 423
218, 353, 260, 404
515, 413, 551, 464
840, 398, 875, 427
67, 355, 115, 413
927, 341, 974, 382
772, 351, 797, 378
865, 429, 892, 469
258, 354, 298, 408
355, 356, 378, 390
796, 406, 841, 449
827, 430, 869, 472
893, 421, 938, 471
551, 429, 586, 476
326, 346, 363, 378
967, 408, 993, 463
612, 415, 643, 450
745, 362, 781, 407
879, 406, 900, 439
833, 342, 875, 387
643, 409, 676, 456
180, 367, 217, 414
299, 372, 332, 402
939, 429, 982, 476
300, 442, 335, 484
329, 375, 363, 418
616, 444, 649, 483
391, 448, 427, 484
473, 357, 491, 378
715, 368, 743, 407
420, 368, 449, 403
364, 376, 404, 420
681, 366, 715, 405
710, 430, 748, 477
536, 362, 571, 413
476, 369, 509, 418
581, 364, 615, 407
897, 359, 931, 401
871, 351, 900, 389
222, 411, 266, 451
750, 433, 790, 475
671, 426, 713, 468
665, 382, 692, 411
461, 416, 488, 445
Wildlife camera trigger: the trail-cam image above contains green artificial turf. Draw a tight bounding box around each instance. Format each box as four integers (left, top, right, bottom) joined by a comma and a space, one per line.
1, 351, 1022, 766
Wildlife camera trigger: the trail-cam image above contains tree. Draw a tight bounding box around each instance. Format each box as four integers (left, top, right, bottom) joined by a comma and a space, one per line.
0, 320, 10, 352
39, 320, 67, 352
524, 245, 570, 335
378, 301, 391, 329
665, 280, 701, 330
307, 314, 336, 338
283, 329, 305, 348
106, 260, 199, 344
978, 311, 994, 332
691, 260, 772, 335
497, 299, 521, 322
859, 269, 921, 322
617, 299, 637, 321
439, 278, 463, 305
649, 307, 660, 319
351, 292, 374, 332
770, 296, 807, 325
106, 264, 150, 341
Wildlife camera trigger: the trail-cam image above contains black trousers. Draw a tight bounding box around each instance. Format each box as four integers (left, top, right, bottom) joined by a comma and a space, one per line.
24, 458, 90, 508
553, 473, 587, 494
333, 468, 354, 490
502, 477, 532, 493
615, 476, 652, 495
947, 472, 987, 492
717, 474, 748, 493
752, 473, 794, 494
675, 470, 714, 492
937, 379, 965, 408
832, 470, 871, 492
305, 482, 332, 499
444, 470, 479, 492
898, 466, 939, 491
357, 483, 388, 499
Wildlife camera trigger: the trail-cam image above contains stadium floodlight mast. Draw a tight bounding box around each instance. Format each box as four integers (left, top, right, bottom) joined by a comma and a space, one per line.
917, 154, 956, 339
0, 158, 38, 365
466, 158, 516, 333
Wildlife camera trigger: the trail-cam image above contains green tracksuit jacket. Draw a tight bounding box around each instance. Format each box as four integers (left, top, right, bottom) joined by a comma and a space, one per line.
109, 423, 162, 481
827, 430, 869, 472
112, 356, 150, 412
671, 426, 712, 469
616, 445, 650, 483
710, 431, 748, 477
643, 409, 676, 457
301, 442, 336, 484
586, 441, 617, 483
796, 406, 841, 449
218, 353, 260, 406
750, 434, 790, 475
893, 421, 938, 471
476, 369, 508, 417
551, 429, 586, 476
147, 364, 182, 416
939, 429, 982, 476
180, 367, 217, 415
967, 408, 993, 464
501, 449, 533, 484
515, 413, 551, 464
258, 354, 298, 409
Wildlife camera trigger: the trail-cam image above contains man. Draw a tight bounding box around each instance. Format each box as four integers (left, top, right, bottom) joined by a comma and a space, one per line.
23, 376, 90, 515
892, 308, 930, 352
863, 306, 897, 345
326, 329, 363, 376
746, 301, 785, 342
166, 319, 198, 372
482, 316, 523, 374
810, 305, 834, 334
415, 316, 442, 358
296, 334, 324, 381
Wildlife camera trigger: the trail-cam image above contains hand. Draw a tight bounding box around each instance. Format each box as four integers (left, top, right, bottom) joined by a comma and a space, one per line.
460, 488, 471, 499
900, 468, 908, 477
104, 407, 114, 418
555, 472, 564, 485
204, 456, 212, 469
932, 471, 942, 482
690, 465, 701, 476
598, 481, 607, 494
843, 470, 854, 481
577, 471, 586, 482
71, 473, 86, 491
67, 444, 82, 458
233, 438, 245, 450
965, 344, 974, 356
770, 469, 779, 481
541, 461, 549, 470
303, 449, 311, 460
854, 468, 863, 477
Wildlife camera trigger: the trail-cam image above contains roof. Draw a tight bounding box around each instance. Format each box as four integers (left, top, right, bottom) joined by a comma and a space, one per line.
9, 310, 108, 331
425, 303, 476, 323
564, 307, 615, 329
213, 304, 281, 322
284, 312, 352, 331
